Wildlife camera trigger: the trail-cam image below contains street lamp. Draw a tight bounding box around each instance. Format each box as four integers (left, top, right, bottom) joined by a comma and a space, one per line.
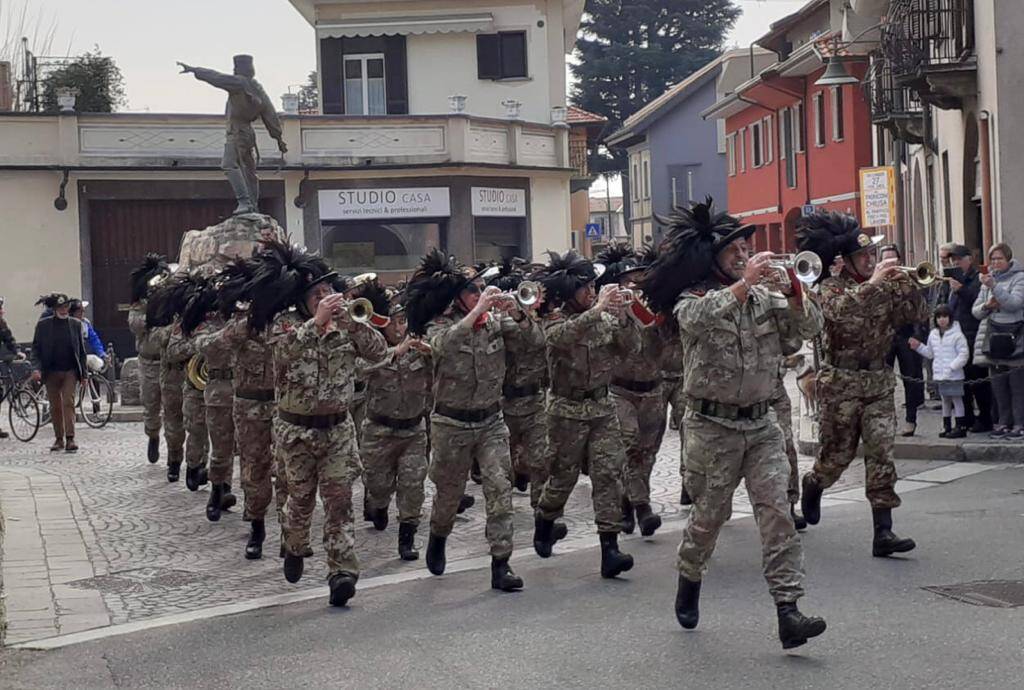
814, 57, 860, 86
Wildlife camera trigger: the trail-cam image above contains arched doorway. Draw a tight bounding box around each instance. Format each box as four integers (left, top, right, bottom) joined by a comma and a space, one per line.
963, 113, 982, 254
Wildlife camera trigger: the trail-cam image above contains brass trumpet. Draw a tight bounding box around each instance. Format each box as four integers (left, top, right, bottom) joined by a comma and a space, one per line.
185, 354, 208, 391
897, 261, 937, 287
615, 288, 659, 328
346, 297, 375, 324
491, 281, 542, 309
766, 251, 823, 285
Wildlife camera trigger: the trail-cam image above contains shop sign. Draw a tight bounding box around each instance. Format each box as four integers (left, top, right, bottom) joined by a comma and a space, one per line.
318, 187, 450, 220
859, 166, 896, 228
471, 187, 527, 217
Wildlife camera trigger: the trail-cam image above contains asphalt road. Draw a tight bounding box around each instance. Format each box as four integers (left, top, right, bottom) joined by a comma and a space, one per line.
2, 466, 1023, 690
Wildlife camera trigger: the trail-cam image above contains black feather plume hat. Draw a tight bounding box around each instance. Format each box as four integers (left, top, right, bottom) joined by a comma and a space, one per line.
536, 250, 598, 312
594, 242, 639, 289
246, 239, 337, 333
129, 253, 170, 303
403, 249, 479, 336
481, 257, 527, 292
215, 257, 257, 319
145, 272, 205, 330
359, 279, 393, 329
795, 211, 882, 283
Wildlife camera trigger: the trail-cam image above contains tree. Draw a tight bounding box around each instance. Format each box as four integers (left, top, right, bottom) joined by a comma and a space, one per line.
41, 47, 126, 113
297, 70, 318, 114
571, 0, 741, 174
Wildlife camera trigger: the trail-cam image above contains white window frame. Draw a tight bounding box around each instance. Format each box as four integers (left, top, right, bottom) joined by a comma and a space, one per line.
631, 158, 640, 202
642, 158, 650, 200
794, 102, 805, 152
763, 115, 774, 163
751, 121, 763, 168
727, 132, 737, 176
779, 109, 788, 161
739, 127, 747, 171
343, 52, 387, 116
831, 86, 845, 142
813, 92, 826, 147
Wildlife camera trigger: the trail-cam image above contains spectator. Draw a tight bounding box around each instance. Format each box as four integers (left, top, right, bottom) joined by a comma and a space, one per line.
945, 244, 993, 431
69, 299, 107, 372
910, 305, 969, 438
1, 296, 27, 440
31, 293, 88, 453
881, 245, 926, 436
972, 243, 1024, 439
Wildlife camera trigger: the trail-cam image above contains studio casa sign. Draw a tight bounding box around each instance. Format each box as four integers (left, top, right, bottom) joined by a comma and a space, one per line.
318, 187, 451, 220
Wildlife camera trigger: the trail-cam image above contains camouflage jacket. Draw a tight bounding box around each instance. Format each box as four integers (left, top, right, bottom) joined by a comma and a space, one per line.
818, 272, 928, 399
128, 302, 162, 359
676, 282, 823, 430
194, 314, 235, 407
427, 312, 506, 420
660, 324, 684, 380
270, 312, 386, 416
166, 324, 203, 396
544, 306, 641, 421
499, 314, 549, 416
610, 321, 667, 397
363, 346, 432, 431
204, 315, 275, 394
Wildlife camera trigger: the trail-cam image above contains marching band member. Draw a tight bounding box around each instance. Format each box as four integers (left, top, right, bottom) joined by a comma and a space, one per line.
128, 254, 170, 466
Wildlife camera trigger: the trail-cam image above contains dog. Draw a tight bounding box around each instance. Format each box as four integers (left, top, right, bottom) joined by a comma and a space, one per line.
784, 353, 819, 417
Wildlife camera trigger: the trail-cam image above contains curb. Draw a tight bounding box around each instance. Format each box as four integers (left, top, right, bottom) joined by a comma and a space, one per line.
1, 493, 6, 647
796, 438, 1022, 463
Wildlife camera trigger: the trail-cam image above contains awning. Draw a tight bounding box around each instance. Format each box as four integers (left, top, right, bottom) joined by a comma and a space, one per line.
316, 13, 494, 39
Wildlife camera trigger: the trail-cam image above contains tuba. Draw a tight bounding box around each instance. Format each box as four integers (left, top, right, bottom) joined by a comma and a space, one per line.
186, 354, 208, 391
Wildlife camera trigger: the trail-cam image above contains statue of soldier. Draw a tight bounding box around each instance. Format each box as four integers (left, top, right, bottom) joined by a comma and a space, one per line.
177, 55, 287, 216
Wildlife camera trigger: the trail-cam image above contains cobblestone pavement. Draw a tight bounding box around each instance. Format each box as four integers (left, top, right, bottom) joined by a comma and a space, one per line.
0, 376, 947, 646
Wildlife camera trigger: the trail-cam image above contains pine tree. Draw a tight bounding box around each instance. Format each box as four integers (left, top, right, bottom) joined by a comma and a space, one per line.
572, 0, 741, 173
41, 47, 126, 113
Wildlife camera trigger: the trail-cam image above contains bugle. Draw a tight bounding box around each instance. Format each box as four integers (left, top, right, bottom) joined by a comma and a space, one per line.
766, 251, 823, 285
897, 261, 937, 287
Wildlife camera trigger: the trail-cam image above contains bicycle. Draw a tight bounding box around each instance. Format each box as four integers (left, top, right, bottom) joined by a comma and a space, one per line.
78, 367, 115, 429
0, 359, 42, 442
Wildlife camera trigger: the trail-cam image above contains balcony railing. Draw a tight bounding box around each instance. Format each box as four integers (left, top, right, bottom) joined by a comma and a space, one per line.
569, 137, 589, 178
884, 0, 975, 80
865, 55, 924, 142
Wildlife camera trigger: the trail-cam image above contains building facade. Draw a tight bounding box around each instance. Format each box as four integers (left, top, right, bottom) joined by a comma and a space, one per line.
0, 0, 584, 354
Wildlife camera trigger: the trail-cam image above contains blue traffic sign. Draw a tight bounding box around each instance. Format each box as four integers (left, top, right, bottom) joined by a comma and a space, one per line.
585, 223, 603, 239
801, 204, 817, 217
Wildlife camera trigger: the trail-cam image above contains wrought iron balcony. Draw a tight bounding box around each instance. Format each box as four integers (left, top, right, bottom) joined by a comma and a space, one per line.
569, 137, 589, 179
865, 55, 924, 143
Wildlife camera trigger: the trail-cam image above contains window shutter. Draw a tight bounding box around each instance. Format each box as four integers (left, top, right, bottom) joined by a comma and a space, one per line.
320, 37, 344, 114
384, 35, 408, 114
500, 32, 527, 78
477, 34, 501, 79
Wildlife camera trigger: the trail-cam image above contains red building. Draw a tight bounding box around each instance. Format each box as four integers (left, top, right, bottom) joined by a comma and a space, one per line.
702, 0, 874, 253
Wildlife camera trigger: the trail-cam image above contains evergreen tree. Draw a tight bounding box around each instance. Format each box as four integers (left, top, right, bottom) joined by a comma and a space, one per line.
572, 0, 741, 173
297, 71, 319, 113
41, 47, 126, 113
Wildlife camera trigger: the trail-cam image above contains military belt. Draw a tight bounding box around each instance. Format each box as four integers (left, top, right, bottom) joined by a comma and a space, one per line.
551, 385, 609, 402
662, 373, 682, 383
207, 368, 233, 381
138, 353, 161, 362
434, 402, 501, 424
828, 356, 886, 372
278, 410, 348, 429
369, 413, 423, 430
354, 380, 367, 393
611, 377, 661, 393
502, 382, 543, 399
690, 398, 771, 421
235, 388, 274, 402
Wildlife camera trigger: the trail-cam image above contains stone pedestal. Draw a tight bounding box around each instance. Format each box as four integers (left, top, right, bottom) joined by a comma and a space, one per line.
177, 213, 286, 276
120, 357, 141, 406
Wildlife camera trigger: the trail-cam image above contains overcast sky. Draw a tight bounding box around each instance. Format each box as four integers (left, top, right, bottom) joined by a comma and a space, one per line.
14, 0, 808, 114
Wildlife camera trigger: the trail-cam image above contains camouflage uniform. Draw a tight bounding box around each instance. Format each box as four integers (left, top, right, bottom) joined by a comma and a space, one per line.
155, 324, 186, 466
771, 375, 801, 506
361, 347, 432, 525
661, 330, 686, 432
499, 314, 550, 507
351, 364, 368, 447
808, 274, 928, 507
610, 322, 668, 507
194, 315, 235, 486
128, 303, 162, 441
675, 282, 822, 603
271, 312, 386, 578
167, 326, 208, 470
538, 307, 640, 533
426, 313, 513, 558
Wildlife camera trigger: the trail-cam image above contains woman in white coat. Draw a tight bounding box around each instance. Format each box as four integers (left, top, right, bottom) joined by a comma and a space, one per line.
910, 305, 969, 438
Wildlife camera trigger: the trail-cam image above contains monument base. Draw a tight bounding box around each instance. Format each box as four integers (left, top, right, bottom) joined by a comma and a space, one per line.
177, 213, 286, 275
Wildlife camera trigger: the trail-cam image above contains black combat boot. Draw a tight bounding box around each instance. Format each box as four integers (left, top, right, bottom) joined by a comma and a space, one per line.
552, 520, 568, 543
871, 508, 916, 557
777, 602, 827, 649
948, 417, 967, 439
147, 436, 160, 464
398, 522, 419, 561
514, 472, 529, 492
790, 504, 808, 531
425, 534, 447, 575
362, 499, 373, 523
939, 417, 952, 438
206, 483, 224, 522
245, 520, 265, 560
635, 503, 662, 537
220, 483, 237, 511
167, 461, 182, 483
532, 514, 555, 558
283, 552, 304, 583
490, 558, 524, 592
470, 459, 482, 485
679, 483, 693, 506
371, 507, 389, 531
456, 494, 475, 514
621, 496, 636, 535
599, 532, 634, 579
328, 572, 357, 607
674, 575, 701, 630
801, 474, 823, 525
185, 466, 200, 491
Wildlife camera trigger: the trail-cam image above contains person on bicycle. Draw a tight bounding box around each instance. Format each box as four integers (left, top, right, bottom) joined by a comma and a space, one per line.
31, 293, 88, 452
1, 296, 28, 440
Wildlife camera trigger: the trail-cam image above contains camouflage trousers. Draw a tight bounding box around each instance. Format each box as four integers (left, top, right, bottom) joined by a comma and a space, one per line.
538, 412, 626, 533
771, 385, 801, 505
428, 413, 513, 559
361, 420, 428, 526
139, 357, 162, 439
351, 397, 366, 447
206, 404, 235, 485
159, 368, 185, 464
809, 390, 901, 510
613, 388, 667, 506
182, 385, 209, 470
505, 408, 550, 508
274, 413, 361, 578
234, 397, 285, 523
663, 376, 686, 430
677, 414, 805, 604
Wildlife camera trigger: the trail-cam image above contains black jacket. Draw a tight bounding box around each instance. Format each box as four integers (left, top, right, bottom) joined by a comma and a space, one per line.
0, 318, 19, 361
32, 316, 88, 380
948, 268, 982, 338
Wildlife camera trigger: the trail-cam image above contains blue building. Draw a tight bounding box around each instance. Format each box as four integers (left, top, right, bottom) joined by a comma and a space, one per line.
607, 48, 775, 245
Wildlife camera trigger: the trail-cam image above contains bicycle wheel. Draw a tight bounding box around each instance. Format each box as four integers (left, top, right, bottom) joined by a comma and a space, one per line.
80, 374, 114, 429
9, 389, 41, 442
34, 386, 52, 426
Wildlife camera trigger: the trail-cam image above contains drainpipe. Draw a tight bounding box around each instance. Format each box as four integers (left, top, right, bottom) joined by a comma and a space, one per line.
979, 110, 994, 255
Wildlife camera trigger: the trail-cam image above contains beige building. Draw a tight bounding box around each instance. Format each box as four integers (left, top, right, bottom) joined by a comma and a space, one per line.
0, 0, 585, 354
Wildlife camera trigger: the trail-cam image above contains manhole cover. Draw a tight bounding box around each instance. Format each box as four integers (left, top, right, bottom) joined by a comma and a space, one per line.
922, 580, 1024, 608
68, 568, 211, 593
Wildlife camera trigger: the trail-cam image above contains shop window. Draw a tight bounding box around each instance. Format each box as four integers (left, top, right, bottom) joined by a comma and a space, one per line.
474, 217, 525, 263
322, 221, 443, 274
477, 32, 528, 80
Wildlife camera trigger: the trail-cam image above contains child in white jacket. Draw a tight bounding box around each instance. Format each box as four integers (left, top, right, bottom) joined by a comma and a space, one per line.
910, 305, 970, 438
